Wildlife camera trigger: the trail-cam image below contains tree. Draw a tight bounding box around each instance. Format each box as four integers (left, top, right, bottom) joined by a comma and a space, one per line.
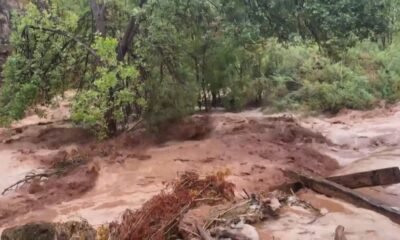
1, 0, 400, 137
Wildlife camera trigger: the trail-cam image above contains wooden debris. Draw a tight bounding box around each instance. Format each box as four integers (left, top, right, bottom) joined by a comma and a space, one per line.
112, 171, 235, 240
328, 167, 400, 189
196, 223, 213, 240
334, 225, 347, 240
287, 170, 400, 224
1, 172, 54, 195
2, 154, 87, 195
279, 167, 400, 192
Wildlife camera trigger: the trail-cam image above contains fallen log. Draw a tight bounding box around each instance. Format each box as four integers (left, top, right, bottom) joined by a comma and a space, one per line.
278, 167, 400, 192
286, 170, 400, 225
328, 167, 400, 189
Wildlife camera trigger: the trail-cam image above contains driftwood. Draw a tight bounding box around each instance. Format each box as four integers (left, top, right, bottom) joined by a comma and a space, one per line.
334, 225, 347, 240
195, 223, 213, 240
328, 167, 400, 189
2, 157, 85, 195
286, 170, 400, 224
279, 167, 400, 192
1, 172, 55, 195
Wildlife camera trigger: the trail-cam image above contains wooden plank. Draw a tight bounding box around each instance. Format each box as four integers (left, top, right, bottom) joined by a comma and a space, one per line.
277, 167, 400, 192
287, 170, 400, 225
327, 167, 400, 189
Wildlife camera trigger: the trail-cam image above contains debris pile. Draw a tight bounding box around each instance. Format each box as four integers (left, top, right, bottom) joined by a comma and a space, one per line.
4, 167, 400, 239
179, 189, 325, 240
111, 171, 235, 240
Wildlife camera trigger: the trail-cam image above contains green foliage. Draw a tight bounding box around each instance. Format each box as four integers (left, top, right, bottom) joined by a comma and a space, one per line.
340, 39, 400, 103
2, 0, 400, 136
144, 78, 198, 128
0, 2, 84, 124
299, 72, 375, 113
72, 37, 144, 138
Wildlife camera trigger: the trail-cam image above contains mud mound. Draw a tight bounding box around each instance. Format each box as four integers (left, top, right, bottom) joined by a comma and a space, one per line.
335, 107, 393, 120
36, 149, 89, 169
34, 127, 94, 149
208, 114, 339, 193
285, 146, 338, 174
258, 144, 338, 176
218, 115, 330, 145
1, 124, 94, 149
157, 115, 213, 142
38, 163, 99, 201
71, 115, 212, 160
270, 121, 330, 144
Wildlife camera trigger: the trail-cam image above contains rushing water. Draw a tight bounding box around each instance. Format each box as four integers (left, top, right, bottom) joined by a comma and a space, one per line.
2, 108, 400, 239
257, 145, 400, 240
0, 150, 37, 192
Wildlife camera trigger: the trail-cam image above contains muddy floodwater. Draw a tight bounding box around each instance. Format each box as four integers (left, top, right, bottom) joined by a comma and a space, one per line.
254, 107, 400, 240
2, 106, 400, 239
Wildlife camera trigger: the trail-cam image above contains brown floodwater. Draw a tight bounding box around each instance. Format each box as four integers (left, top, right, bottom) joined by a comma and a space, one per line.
2, 106, 400, 239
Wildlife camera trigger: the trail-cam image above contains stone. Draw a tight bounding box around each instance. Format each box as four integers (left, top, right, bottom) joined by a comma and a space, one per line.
1, 221, 96, 240
1, 222, 56, 240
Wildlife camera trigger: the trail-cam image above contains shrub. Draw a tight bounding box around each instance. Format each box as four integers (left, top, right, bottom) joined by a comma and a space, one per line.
144, 78, 198, 129
298, 71, 375, 113
71, 37, 145, 138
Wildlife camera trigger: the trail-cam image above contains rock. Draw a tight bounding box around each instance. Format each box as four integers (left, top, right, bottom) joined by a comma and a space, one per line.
1, 221, 96, 240
230, 219, 260, 240
320, 207, 329, 215
211, 224, 260, 240
55, 221, 96, 240
269, 198, 281, 211
239, 224, 260, 240
1, 222, 56, 240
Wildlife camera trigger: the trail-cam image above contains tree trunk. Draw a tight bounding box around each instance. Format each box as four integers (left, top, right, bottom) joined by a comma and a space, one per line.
89, 0, 106, 36
117, 16, 137, 61
116, 0, 147, 61
201, 47, 208, 111
285, 170, 400, 225
211, 91, 217, 108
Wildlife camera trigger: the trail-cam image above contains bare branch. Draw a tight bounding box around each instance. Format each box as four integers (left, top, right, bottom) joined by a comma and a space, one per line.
2, 172, 54, 195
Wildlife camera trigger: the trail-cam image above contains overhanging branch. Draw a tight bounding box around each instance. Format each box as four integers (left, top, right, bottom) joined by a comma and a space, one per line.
24, 25, 101, 60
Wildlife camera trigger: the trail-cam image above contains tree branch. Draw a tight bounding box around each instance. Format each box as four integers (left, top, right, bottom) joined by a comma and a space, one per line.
24, 25, 101, 60
116, 0, 148, 61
